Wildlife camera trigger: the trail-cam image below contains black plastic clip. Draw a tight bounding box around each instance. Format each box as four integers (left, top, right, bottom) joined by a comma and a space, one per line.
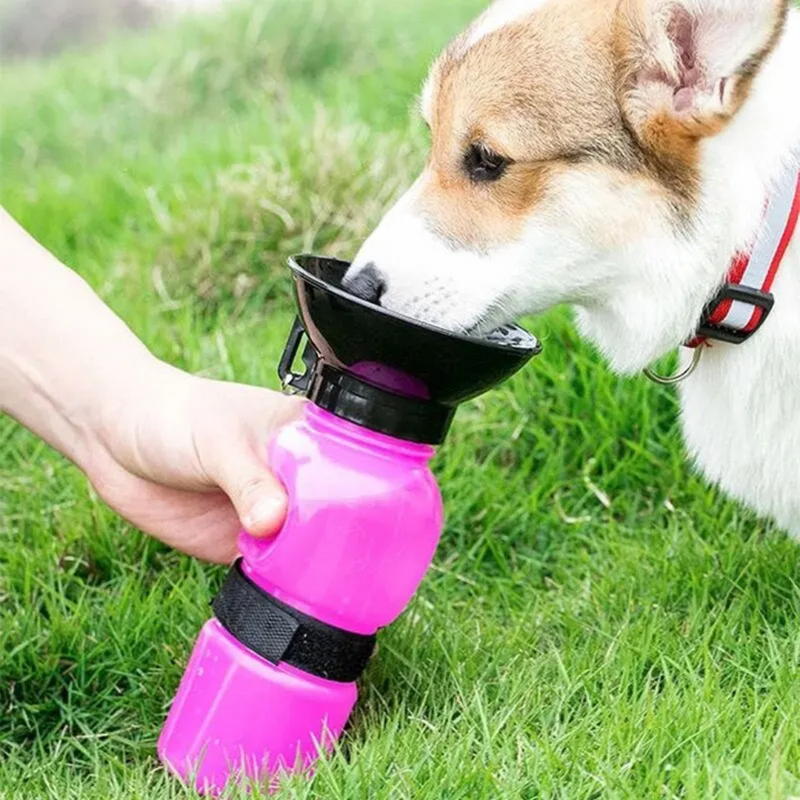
277, 318, 318, 394
696, 284, 775, 345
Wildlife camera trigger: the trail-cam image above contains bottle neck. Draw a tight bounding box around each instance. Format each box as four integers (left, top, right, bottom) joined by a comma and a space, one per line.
304, 404, 436, 462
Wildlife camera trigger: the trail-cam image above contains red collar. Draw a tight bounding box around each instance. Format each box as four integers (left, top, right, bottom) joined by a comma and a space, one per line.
689, 166, 800, 348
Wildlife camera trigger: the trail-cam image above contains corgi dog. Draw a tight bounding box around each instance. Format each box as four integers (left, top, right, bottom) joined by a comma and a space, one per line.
346, 0, 800, 534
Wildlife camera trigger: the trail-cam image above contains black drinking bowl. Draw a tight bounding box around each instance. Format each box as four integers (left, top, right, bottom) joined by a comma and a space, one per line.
280, 255, 541, 444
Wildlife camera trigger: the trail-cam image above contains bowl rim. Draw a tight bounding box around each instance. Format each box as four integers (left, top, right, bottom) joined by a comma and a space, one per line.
288, 254, 542, 356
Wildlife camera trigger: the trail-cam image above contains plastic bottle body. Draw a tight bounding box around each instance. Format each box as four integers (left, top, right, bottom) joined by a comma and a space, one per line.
158, 405, 443, 792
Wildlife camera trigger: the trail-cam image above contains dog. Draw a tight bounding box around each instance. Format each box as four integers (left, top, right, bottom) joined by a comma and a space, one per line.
345, 0, 800, 534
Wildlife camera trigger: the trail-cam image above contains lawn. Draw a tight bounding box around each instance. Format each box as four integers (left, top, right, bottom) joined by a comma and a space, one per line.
2, 1, 800, 798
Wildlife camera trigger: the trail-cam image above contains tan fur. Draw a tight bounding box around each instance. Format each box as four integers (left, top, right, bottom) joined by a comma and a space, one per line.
351, 0, 800, 538
614, 0, 790, 203
417, 0, 630, 250
416, 0, 789, 244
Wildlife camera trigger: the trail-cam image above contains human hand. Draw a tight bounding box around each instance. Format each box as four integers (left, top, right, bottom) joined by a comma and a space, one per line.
85, 365, 305, 563
0, 207, 303, 563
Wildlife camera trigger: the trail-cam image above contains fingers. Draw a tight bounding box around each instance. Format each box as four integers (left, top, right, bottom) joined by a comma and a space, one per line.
267, 393, 306, 429
89, 463, 242, 564
173, 385, 306, 541
210, 427, 293, 538
87, 382, 306, 563
229, 468, 289, 538
211, 393, 305, 537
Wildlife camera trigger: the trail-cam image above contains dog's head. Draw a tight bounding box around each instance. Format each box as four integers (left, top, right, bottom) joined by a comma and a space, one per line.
347, 0, 791, 372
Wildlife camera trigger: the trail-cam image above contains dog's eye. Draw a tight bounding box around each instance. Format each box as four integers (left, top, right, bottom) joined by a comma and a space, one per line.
464, 143, 510, 183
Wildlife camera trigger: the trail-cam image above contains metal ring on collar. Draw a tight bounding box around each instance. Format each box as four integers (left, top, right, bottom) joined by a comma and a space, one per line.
643, 346, 703, 386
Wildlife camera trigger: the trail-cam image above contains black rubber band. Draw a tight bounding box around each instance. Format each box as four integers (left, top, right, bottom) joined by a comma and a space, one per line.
211, 559, 376, 683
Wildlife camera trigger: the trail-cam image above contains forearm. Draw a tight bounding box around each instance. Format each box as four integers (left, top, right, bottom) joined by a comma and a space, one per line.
0, 208, 160, 470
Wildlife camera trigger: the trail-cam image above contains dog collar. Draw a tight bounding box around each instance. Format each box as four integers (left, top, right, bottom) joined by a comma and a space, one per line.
688, 166, 800, 348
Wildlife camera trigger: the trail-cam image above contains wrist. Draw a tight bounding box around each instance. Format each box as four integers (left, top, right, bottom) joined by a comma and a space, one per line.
0, 207, 295, 512
1, 332, 163, 475
87, 355, 195, 478
0, 344, 94, 467
0, 211, 163, 472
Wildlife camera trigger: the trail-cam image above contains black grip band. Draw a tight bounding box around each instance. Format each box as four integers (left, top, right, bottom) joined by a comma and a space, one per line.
211, 559, 376, 683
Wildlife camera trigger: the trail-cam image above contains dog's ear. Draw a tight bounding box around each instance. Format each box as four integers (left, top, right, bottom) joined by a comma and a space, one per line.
616, 0, 789, 141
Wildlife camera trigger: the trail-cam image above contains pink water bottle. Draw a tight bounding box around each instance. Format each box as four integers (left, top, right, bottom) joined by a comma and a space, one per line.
158, 255, 540, 793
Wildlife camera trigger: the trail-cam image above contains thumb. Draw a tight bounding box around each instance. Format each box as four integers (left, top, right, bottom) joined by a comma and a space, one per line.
196, 388, 303, 537
220, 456, 289, 538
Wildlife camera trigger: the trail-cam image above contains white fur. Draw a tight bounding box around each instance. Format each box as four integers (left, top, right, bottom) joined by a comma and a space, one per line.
351, 2, 800, 534
462, 0, 549, 52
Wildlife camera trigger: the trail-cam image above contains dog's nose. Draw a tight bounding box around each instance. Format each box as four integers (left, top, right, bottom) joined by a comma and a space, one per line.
343, 263, 386, 304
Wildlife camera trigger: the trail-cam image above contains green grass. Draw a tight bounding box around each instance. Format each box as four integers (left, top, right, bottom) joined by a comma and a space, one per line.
2, 1, 800, 797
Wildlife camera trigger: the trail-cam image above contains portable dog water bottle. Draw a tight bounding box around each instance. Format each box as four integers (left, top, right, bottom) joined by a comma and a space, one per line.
158, 255, 540, 793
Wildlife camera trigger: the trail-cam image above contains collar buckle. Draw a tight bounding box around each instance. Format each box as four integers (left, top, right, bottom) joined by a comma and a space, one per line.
694, 284, 775, 346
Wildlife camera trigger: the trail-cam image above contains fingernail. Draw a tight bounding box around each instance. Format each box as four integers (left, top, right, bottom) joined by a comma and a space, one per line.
244, 496, 286, 534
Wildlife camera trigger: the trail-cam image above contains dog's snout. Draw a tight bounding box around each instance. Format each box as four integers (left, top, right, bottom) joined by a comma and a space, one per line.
343, 263, 387, 304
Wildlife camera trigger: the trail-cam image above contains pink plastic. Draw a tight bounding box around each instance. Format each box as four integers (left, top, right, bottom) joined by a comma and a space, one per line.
158, 404, 443, 793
